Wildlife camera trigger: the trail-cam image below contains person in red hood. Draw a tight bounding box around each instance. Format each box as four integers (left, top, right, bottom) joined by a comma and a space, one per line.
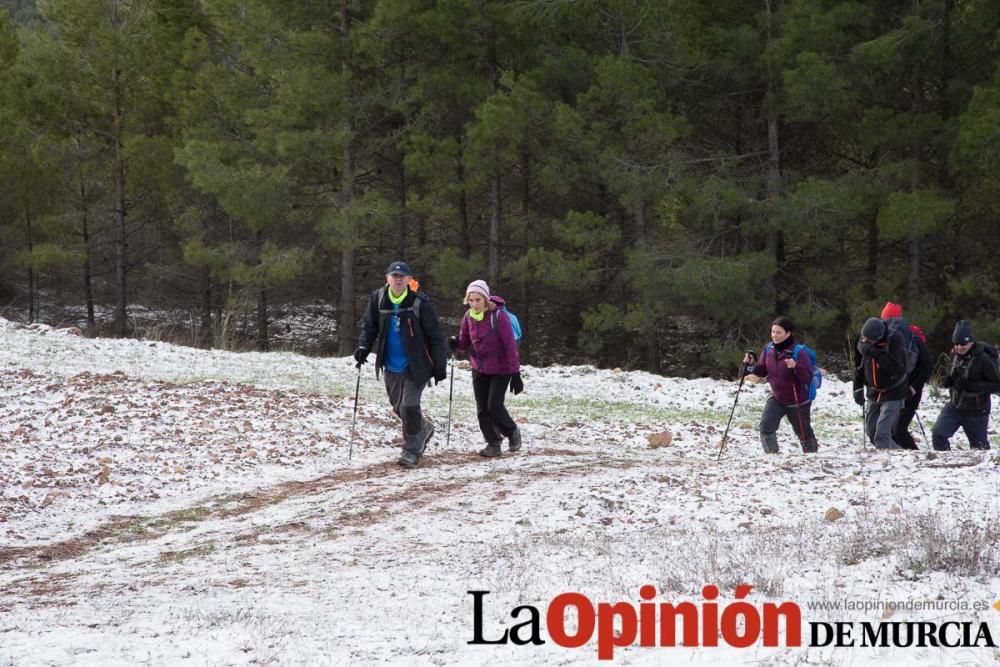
448, 280, 523, 458
879, 302, 933, 449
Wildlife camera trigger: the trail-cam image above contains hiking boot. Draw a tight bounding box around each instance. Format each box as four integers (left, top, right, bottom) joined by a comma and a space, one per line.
508, 426, 522, 452
801, 438, 819, 454
397, 450, 419, 468
479, 442, 502, 458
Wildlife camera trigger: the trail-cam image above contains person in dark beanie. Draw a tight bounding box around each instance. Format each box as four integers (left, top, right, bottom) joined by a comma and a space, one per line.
853, 317, 906, 450
931, 320, 1000, 451
742, 316, 819, 453
448, 279, 523, 458
880, 302, 933, 449
355, 261, 448, 468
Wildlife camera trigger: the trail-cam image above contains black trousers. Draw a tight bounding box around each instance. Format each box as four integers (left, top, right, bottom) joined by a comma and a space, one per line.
471, 371, 516, 443
893, 385, 924, 450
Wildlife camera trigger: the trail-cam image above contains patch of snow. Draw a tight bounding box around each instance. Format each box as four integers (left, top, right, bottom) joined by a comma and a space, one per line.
1, 316, 998, 665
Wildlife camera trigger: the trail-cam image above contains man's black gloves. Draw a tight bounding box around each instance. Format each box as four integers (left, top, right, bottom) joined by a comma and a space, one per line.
353, 348, 369, 365
853, 387, 865, 406
447, 336, 459, 352
510, 373, 524, 395
434, 369, 447, 385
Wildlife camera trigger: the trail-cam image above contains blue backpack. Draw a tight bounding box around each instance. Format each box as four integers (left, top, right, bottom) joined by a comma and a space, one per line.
764, 342, 822, 401
491, 306, 522, 344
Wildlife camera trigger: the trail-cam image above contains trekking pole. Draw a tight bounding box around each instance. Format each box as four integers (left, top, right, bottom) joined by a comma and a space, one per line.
348, 362, 362, 460
789, 361, 808, 451
861, 400, 867, 451
717, 351, 754, 462
914, 410, 929, 449
445, 354, 455, 449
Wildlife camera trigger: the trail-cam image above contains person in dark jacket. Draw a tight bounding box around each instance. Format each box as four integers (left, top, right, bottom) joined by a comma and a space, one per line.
853, 317, 906, 450
448, 280, 523, 458
931, 320, 1000, 451
354, 261, 448, 468
880, 302, 934, 449
742, 316, 819, 454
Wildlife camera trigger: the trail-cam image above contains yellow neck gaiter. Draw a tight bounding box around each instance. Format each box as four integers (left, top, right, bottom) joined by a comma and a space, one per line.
387, 286, 408, 305
469, 308, 485, 322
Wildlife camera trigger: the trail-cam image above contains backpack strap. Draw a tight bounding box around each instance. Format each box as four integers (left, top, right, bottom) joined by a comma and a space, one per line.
378, 287, 423, 325
468, 308, 507, 361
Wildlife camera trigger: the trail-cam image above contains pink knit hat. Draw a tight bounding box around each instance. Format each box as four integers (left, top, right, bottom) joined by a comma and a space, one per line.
465, 279, 490, 300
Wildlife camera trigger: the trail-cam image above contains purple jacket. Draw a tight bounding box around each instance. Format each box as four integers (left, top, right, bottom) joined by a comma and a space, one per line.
749, 340, 813, 406
456, 296, 521, 375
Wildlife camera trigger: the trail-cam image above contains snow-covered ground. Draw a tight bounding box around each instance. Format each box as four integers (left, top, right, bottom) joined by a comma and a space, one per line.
1, 317, 998, 666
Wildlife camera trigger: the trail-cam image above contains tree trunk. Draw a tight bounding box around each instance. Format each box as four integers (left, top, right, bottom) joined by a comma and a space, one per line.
634, 198, 659, 372
764, 0, 784, 313
200, 265, 212, 347
111, 2, 128, 337
457, 154, 471, 258
866, 214, 879, 299
255, 229, 269, 351
394, 154, 407, 259
634, 197, 648, 250
907, 0, 923, 306
337, 0, 357, 356
256, 288, 268, 350
113, 112, 127, 337
24, 200, 35, 324
487, 23, 501, 287
519, 145, 531, 364
489, 160, 501, 287
79, 177, 95, 331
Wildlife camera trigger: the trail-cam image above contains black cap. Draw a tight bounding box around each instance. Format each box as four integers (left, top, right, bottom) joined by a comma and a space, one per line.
861, 317, 886, 341
952, 320, 974, 345
385, 261, 411, 276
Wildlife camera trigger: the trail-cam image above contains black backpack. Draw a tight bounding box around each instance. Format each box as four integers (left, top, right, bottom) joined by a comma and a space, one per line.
883, 317, 919, 379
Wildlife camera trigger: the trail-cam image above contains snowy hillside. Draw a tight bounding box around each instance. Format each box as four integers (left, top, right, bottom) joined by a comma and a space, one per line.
1, 318, 998, 666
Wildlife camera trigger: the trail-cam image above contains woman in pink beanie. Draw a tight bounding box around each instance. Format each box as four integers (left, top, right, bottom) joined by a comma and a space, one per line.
448, 280, 523, 457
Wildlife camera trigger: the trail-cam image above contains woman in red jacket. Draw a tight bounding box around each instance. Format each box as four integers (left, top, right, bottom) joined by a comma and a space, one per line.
448, 280, 523, 457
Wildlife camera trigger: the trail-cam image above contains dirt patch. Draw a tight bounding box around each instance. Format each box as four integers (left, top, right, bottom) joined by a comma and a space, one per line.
0, 447, 598, 573
0, 515, 157, 568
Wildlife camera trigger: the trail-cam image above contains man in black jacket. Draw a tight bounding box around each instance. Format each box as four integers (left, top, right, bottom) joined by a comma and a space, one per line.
931, 320, 1000, 451
354, 261, 448, 468
853, 317, 907, 450
880, 302, 934, 449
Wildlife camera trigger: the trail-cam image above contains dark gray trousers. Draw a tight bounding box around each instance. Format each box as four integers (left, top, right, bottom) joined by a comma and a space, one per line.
383, 369, 431, 455
759, 396, 818, 453
865, 399, 902, 450
931, 403, 991, 450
